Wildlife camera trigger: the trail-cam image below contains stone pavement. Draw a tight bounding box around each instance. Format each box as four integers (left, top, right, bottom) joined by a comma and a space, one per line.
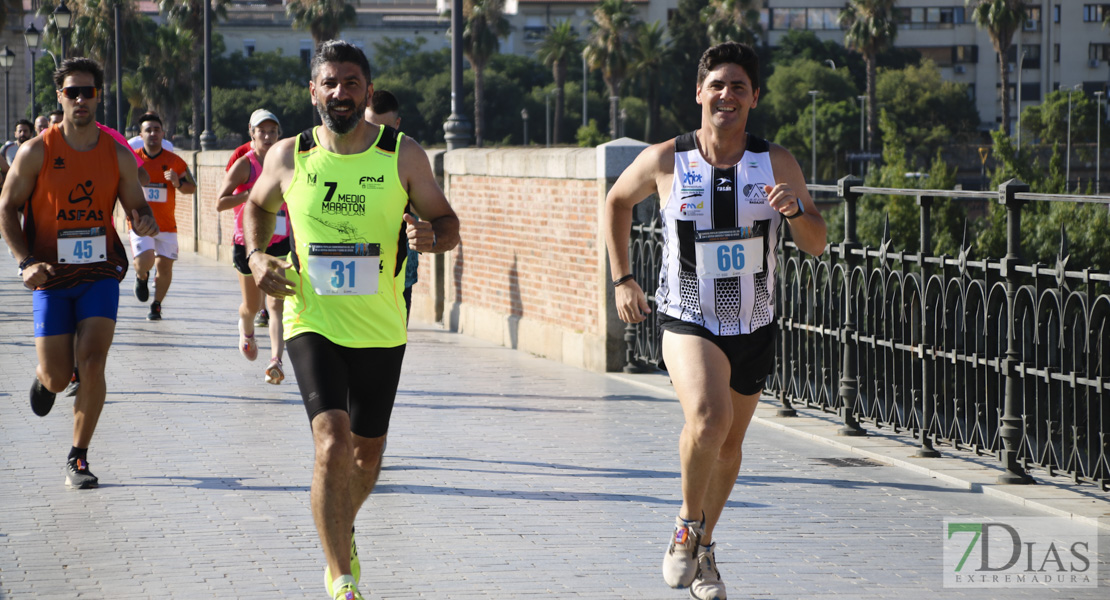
0, 250, 1107, 600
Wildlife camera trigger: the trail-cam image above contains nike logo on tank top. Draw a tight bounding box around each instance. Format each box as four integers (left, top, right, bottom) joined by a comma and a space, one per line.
656, 132, 780, 336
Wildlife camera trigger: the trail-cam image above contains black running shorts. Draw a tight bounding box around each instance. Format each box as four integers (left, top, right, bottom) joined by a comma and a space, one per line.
232, 239, 291, 276
658, 314, 776, 395
286, 332, 406, 439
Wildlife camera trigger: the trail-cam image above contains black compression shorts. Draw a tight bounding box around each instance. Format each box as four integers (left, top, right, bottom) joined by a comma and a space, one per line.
286, 332, 406, 438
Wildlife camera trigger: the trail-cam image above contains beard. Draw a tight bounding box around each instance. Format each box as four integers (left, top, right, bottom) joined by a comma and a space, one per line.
317, 97, 365, 134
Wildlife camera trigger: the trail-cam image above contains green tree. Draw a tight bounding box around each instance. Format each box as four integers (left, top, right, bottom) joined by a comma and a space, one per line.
585, 0, 638, 139
160, 0, 231, 146
535, 20, 582, 145
839, 0, 898, 153
463, 0, 510, 147
1018, 88, 1102, 158
286, 0, 356, 52
628, 21, 669, 143
665, 0, 709, 134
702, 0, 761, 46
762, 58, 858, 135
966, 0, 1025, 134
875, 60, 979, 165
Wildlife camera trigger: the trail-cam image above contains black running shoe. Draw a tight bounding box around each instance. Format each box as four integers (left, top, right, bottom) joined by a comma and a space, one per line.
134, 276, 149, 302
30, 378, 56, 417
147, 300, 162, 321
65, 457, 99, 489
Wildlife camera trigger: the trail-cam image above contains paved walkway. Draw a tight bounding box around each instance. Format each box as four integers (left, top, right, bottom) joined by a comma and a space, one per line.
0, 250, 1106, 599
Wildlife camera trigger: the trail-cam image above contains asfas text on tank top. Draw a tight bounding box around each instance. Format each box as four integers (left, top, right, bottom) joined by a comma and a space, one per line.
656, 132, 782, 336
23, 125, 128, 290
282, 125, 410, 348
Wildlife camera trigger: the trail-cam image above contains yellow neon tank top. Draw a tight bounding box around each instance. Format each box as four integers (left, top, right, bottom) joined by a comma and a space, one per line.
283, 125, 409, 348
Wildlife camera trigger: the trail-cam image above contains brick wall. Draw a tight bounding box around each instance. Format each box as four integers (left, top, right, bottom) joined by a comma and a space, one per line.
124, 142, 645, 373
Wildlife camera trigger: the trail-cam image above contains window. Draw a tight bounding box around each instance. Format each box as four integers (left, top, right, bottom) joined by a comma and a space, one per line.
967, 84, 975, 101
1091, 43, 1110, 61
953, 45, 979, 64
897, 6, 963, 29
1023, 5, 1041, 31
1054, 4, 1060, 23
1083, 4, 1109, 22
1007, 44, 1041, 69
1055, 44, 1060, 62
770, 8, 805, 30
524, 16, 545, 42
806, 8, 840, 30
300, 40, 313, 69
1019, 82, 1041, 102
244, 39, 255, 57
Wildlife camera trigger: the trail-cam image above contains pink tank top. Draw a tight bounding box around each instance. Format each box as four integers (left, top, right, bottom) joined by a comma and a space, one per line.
232, 149, 290, 246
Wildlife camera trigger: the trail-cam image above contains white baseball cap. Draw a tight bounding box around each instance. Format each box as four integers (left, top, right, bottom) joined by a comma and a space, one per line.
249, 108, 280, 129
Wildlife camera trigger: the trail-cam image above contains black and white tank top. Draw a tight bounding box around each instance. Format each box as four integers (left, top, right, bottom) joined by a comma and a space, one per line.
656, 132, 781, 336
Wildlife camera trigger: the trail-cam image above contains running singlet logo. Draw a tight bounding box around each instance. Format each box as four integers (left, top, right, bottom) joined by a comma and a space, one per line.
68, 180, 95, 207
320, 181, 366, 216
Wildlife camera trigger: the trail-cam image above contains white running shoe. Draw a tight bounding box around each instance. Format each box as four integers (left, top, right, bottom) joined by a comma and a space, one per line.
662, 515, 703, 588
689, 542, 726, 600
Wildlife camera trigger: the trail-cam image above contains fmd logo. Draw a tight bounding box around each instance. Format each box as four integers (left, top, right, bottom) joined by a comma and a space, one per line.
359, 175, 385, 190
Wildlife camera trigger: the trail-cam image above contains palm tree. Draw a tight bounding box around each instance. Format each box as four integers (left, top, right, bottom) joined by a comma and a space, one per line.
702, 0, 761, 46
585, 0, 637, 139
129, 25, 194, 136
463, 0, 510, 147
535, 20, 582, 145
287, 0, 357, 52
839, 0, 898, 152
966, 0, 1026, 134
629, 21, 670, 143
159, 0, 231, 147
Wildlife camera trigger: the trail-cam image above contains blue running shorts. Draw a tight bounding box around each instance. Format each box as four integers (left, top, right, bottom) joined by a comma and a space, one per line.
32, 278, 121, 337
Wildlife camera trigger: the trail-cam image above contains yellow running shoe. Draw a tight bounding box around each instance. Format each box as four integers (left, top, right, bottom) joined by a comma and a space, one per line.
324, 528, 361, 597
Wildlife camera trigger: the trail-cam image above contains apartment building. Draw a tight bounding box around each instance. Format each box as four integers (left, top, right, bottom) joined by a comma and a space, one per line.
760, 1, 1110, 130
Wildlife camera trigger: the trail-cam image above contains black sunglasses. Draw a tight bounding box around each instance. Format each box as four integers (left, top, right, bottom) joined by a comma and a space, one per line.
60, 86, 98, 100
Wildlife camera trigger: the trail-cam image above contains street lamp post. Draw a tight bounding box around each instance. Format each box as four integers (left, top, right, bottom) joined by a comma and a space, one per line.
545, 92, 552, 147
52, 2, 72, 61
521, 108, 528, 146
0, 47, 14, 140
443, 0, 472, 150
1016, 49, 1026, 147
1096, 91, 1104, 195
581, 51, 587, 129
200, 0, 215, 150
808, 90, 818, 183
114, 0, 123, 131
24, 24, 40, 120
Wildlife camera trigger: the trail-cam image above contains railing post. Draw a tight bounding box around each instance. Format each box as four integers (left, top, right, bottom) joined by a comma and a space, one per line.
623, 215, 646, 374
997, 179, 1035, 484
916, 195, 940, 457
837, 176, 866, 436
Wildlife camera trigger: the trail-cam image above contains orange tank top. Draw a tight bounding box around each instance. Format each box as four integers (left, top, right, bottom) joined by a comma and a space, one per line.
23, 125, 128, 289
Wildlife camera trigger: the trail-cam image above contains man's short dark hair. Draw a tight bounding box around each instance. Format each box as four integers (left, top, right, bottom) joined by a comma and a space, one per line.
310, 40, 372, 83
15, 119, 32, 130
697, 42, 759, 90
53, 57, 105, 90
371, 90, 399, 115
49, 109, 64, 119
138, 112, 162, 128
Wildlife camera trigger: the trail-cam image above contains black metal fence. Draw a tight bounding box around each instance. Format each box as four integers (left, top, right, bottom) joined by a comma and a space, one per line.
623, 177, 1110, 490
